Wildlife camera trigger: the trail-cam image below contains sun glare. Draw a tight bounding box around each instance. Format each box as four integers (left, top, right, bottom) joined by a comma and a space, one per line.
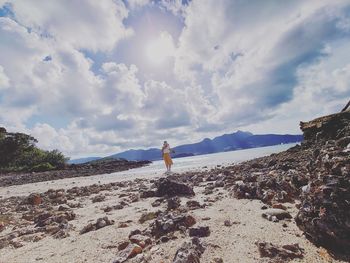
146, 32, 175, 65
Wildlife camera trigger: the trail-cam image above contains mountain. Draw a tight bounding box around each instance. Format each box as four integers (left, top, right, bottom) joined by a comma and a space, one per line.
103, 131, 303, 162
69, 131, 303, 163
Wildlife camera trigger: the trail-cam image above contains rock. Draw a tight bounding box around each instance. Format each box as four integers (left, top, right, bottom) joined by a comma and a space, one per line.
139, 211, 160, 224
151, 199, 162, 207
213, 258, 223, 263
148, 213, 196, 238
189, 226, 210, 237
261, 209, 292, 220
256, 242, 304, 260
140, 190, 156, 198
114, 243, 143, 263
167, 197, 181, 210
118, 241, 130, 251
27, 193, 42, 205
272, 203, 287, 210
186, 200, 202, 210
155, 178, 195, 197
80, 217, 114, 234
58, 204, 70, 211
91, 194, 105, 203
129, 234, 151, 248
295, 175, 350, 252
224, 220, 232, 226
173, 237, 205, 263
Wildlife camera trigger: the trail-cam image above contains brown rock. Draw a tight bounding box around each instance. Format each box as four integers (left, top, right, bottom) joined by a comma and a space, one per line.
256, 242, 304, 260
114, 243, 142, 263
129, 234, 151, 248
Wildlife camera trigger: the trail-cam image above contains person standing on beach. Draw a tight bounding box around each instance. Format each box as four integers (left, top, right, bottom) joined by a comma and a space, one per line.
162, 141, 173, 173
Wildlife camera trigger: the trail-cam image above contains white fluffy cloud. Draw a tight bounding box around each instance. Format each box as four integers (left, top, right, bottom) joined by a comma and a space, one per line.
8, 0, 133, 52
0, 65, 9, 90
0, 0, 350, 158
174, 0, 350, 129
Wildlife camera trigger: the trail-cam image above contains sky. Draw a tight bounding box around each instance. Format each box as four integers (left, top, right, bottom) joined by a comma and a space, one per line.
0, 0, 350, 158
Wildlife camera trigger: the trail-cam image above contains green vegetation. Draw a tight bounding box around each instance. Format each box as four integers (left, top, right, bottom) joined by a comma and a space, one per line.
0, 127, 69, 172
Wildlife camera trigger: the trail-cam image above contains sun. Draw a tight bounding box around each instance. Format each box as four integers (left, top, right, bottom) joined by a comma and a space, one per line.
146, 32, 175, 65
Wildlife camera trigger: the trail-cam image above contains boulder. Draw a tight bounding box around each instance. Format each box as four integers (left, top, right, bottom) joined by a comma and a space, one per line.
155, 178, 195, 197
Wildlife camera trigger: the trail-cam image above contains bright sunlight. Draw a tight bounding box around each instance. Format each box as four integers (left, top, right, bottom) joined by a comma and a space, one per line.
145, 31, 175, 65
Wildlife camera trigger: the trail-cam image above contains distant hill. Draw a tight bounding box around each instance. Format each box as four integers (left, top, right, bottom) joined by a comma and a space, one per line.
70, 131, 303, 164
103, 131, 302, 162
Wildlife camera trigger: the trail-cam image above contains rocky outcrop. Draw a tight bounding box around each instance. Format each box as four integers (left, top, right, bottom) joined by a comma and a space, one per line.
0, 159, 151, 187
296, 111, 350, 252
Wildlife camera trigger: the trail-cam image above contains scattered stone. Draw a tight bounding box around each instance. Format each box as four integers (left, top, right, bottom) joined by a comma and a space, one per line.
26, 193, 42, 206
186, 200, 202, 210
91, 194, 105, 203
139, 211, 160, 224
173, 237, 205, 263
140, 190, 156, 198
129, 234, 151, 248
261, 209, 292, 220
189, 226, 210, 237
149, 213, 196, 238
151, 199, 162, 207
224, 220, 232, 226
155, 178, 195, 197
80, 217, 114, 234
256, 242, 304, 260
118, 241, 130, 251
114, 243, 142, 263
272, 203, 287, 210
167, 197, 181, 210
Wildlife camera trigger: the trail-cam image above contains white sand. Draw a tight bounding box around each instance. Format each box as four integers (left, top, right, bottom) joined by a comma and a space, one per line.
0, 178, 343, 263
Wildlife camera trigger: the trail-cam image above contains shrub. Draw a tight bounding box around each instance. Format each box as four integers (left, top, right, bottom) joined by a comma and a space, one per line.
30, 162, 55, 172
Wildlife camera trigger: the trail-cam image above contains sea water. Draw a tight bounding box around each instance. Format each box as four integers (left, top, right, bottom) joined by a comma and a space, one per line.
0, 143, 298, 197
125, 143, 298, 176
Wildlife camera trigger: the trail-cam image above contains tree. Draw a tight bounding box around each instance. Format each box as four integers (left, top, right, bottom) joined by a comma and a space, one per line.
0, 128, 69, 172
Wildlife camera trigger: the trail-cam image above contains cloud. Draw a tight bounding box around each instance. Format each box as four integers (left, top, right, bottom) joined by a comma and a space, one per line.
6, 0, 133, 52
174, 0, 350, 127
1, 0, 350, 158
0, 65, 9, 90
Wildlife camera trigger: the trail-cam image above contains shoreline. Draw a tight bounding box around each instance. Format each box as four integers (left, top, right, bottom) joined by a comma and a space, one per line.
0, 112, 349, 262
